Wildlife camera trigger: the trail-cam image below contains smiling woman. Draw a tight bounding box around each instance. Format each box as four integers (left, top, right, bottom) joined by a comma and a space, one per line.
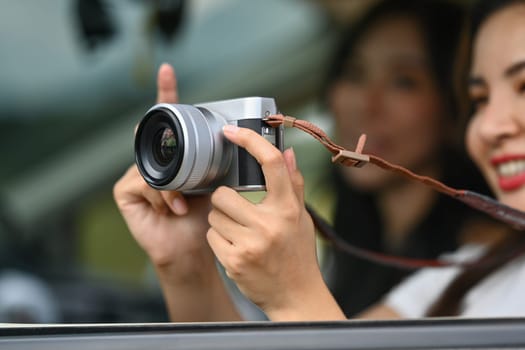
382, 0, 525, 318
466, 4, 525, 207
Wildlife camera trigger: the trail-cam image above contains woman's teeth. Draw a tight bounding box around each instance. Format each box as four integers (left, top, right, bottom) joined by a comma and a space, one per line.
498, 160, 525, 177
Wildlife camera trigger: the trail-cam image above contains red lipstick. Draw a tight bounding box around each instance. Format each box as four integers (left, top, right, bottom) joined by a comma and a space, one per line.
491, 155, 525, 192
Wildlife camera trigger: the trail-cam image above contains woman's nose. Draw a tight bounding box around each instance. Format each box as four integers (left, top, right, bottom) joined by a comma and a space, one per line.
477, 93, 521, 145
358, 82, 383, 118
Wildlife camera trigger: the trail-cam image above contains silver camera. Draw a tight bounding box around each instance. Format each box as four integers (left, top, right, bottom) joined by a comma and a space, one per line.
135, 97, 283, 194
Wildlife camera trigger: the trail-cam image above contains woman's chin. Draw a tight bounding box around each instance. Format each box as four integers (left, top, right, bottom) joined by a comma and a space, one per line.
496, 187, 525, 213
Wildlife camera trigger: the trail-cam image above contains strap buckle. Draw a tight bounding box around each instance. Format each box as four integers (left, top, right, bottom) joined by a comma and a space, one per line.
331, 134, 369, 168
331, 150, 369, 168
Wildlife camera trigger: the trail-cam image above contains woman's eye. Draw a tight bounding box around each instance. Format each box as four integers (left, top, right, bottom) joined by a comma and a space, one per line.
341, 67, 363, 83
470, 95, 488, 111
392, 75, 417, 90
518, 81, 525, 94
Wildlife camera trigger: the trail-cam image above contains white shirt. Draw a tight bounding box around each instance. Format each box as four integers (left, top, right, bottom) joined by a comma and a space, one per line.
385, 244, 525, 318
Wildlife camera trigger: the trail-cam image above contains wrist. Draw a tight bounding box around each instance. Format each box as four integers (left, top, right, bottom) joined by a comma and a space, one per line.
154, 249, 218, 287
264, 275, 346, 321
155, 258, 242, 322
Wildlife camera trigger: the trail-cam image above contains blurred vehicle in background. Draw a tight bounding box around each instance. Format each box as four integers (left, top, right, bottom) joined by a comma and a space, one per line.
0, 0, 338, 322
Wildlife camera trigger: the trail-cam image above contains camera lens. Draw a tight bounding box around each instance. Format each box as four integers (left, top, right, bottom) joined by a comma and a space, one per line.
135, 103, 232, 192
135, 108, 185, 188
153, 127, 178, 166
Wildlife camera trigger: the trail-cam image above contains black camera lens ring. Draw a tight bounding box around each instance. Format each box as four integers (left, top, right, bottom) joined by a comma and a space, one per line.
135, 108, 185, 187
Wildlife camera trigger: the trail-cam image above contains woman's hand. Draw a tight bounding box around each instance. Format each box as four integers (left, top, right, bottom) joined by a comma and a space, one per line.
114, 63, 241, 322
207, 125, 346, 321
114, 164, 213, 276
114, 63, 213, 276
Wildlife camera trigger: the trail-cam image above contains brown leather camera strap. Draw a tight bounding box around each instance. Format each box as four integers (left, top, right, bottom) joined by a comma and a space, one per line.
265, 114, 525, 231
265, 114, 525, 269
305, 203, 525, 269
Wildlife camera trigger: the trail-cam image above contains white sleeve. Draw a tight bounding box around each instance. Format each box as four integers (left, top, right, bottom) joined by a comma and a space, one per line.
384, 245, 484, 318
462, 253, 525, 317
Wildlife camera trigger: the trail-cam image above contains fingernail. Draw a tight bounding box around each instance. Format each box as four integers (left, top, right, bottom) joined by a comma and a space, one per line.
223, 124, 239, 135
289, 147, 297, 170
160, 62, 171, 69
172, 197, 188, 215
285, 147, 297, 171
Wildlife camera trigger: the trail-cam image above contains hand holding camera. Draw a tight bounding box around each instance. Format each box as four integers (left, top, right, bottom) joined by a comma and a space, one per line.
114, 64, 213, 265
114, 63, 337, 321
131, 87, 322, 316
206, 126, 337, 320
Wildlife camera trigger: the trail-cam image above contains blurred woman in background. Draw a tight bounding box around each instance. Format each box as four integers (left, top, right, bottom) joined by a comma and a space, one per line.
318, 0, 494, 317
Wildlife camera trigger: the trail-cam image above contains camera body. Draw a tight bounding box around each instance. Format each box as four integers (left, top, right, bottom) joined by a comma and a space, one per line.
135, 97, 283, 194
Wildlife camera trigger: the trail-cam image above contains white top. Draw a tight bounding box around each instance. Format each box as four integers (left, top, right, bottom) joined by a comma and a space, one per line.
385, 244, 525, 318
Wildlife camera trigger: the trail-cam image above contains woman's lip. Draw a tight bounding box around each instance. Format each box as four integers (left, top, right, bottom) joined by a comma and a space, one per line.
499, 172, 525, 192
491, 154, 525, 166
491, 154, 525, 191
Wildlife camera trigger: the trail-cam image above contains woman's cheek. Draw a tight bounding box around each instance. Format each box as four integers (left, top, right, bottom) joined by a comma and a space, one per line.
465, 117, 481, 165
466, 117, 494, 188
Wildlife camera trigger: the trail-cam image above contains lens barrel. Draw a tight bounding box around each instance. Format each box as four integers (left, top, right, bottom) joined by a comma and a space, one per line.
135, 103, 231, 191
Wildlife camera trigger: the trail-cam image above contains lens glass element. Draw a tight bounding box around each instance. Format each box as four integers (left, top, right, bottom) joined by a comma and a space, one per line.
153, 127, 178, 166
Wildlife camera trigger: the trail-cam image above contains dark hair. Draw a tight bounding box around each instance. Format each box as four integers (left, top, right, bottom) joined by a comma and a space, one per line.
469, 0, 525, 40
324, 0, 466, 119
426, 0, 525, 317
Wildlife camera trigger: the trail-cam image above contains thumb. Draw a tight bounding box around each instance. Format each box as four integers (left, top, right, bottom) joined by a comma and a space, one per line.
156, 63, 179, 104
